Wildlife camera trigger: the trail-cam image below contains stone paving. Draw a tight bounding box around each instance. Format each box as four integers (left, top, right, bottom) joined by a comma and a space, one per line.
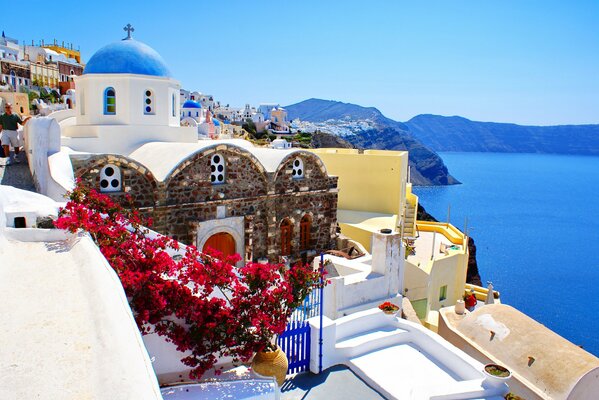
280, 366, 385, 400
0, 152, 35, 192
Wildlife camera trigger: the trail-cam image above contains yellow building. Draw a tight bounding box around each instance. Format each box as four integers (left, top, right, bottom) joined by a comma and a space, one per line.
310, 148, 469, 331
308, 148, 409, 252
404, 221, 469, 330
30, 60, 59, 88
44, 43, 82, 63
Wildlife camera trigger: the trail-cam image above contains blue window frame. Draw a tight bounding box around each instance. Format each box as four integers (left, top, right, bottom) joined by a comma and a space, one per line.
104, 87, 116, 115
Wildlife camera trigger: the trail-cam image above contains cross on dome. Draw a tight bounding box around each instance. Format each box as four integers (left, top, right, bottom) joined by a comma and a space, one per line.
123, 24, 134, 40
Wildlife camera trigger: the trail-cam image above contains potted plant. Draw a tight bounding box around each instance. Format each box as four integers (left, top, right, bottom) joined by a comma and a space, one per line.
379, 301, 400, 317
483, 363, 512, 385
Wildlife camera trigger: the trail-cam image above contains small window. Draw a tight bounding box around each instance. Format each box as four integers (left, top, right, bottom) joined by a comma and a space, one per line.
281, 219, 292, 256
210, 154, 225, 184
104, 87, 116, 115
439, 285, 447, 301
144, 89, 155, 115
171, 94, 176, 117
100, 164, 122, 192
292, 158, 304, 179
80, 89, 85, 115
300, 214, 311, 251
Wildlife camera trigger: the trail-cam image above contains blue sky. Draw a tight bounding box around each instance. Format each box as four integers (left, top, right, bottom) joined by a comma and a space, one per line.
4, 1, 599, 125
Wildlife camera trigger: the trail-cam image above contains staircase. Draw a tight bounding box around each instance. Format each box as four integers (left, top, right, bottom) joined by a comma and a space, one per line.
403, 201, 416, 238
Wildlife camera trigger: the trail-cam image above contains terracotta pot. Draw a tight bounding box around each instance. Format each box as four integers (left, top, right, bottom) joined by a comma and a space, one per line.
251, 346, 288, 386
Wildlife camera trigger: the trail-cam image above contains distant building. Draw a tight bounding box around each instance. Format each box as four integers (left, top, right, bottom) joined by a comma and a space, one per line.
0, 32, 20, 61
270, 107, 290, 133
0, 60, 30, 90
258, 103, 279, 120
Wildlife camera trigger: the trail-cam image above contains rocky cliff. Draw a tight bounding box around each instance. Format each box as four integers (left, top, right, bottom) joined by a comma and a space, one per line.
286, 99, 459, 186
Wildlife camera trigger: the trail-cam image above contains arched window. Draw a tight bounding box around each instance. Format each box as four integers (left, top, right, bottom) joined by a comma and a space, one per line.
292, 158, 304, 179
144, 89, 155, 115
104, 87, 116, 115
171, 93, 176, 117
210, 153, 225, 184
99, 164, 121, 192
281, 219, 292, 256
300, 214, 311, 251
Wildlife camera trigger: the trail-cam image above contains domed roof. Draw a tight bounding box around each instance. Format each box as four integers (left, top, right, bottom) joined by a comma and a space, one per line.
182, 100, 202, 109
213, 119, 220, 126
83, 39, 171, 77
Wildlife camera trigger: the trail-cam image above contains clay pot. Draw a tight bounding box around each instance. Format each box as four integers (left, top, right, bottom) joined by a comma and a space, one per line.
251, 346, 289, 386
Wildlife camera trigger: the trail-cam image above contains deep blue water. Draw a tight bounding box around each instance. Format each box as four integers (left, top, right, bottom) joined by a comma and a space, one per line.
414, 152, 599, 356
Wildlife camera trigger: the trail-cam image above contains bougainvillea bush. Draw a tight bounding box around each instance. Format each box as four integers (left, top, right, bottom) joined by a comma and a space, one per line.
56, 182, 324, 378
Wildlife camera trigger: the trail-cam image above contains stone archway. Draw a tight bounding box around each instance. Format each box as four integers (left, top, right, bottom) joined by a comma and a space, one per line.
203, 232, 236, 258
196, 216, 245, 266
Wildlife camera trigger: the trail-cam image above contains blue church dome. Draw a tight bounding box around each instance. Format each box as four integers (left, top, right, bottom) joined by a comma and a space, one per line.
83, 39, 171, 77
213, 119, 220, 126
182, 100, 202, 109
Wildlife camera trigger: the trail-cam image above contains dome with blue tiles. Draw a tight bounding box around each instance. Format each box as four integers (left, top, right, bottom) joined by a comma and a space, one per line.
83, 38, 171, 77
182, 100, 202, 109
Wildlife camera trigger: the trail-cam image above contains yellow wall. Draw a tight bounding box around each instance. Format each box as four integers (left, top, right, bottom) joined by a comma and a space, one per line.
309, 149, 408, 216
404, 221, 469, 329
416, 221, 465, 245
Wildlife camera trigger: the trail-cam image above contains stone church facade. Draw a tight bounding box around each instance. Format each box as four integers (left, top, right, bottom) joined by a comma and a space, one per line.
71, 143, 338, 264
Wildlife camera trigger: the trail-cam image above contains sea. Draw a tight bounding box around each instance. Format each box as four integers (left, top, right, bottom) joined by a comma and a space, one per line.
413, 152, 599, 357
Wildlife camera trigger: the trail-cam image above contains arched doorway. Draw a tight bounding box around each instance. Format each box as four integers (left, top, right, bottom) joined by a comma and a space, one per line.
203, 232, 236, 258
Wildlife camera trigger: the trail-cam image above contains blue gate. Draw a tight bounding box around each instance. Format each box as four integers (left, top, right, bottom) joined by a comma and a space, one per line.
278, 320, 311, 374
278, 286, 322, 374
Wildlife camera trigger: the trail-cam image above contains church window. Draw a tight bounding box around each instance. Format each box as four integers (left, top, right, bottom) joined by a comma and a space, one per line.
104, 87, 116, 115
80, 89, 85, 115
292, 158, 304, 179
210, 154, 226, 184
188, 111, 191, 117
99, 164, 121, 192
300, 214, 311, 251
144, 89, 155, 115
281, 219, 292, 256
172, 94, 176, 117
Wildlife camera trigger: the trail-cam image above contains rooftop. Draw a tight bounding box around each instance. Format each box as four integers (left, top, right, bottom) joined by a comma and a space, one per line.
440, 304, 599, 399
0, 187, 161, 399
83, 38, 171, 77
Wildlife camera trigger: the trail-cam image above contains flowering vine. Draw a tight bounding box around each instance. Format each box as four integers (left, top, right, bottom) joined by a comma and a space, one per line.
56, 182, 324, 378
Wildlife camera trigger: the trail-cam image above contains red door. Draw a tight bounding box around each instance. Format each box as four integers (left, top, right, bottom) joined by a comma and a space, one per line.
203, 232, 236, 258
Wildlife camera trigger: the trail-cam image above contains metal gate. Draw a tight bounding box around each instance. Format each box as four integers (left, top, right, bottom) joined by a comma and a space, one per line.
277, 320, 311, 374
278, 287, 322, 374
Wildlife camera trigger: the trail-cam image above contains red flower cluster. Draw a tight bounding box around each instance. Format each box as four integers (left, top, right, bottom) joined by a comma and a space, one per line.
378, 301, 399, 313
56, 182, 325, 378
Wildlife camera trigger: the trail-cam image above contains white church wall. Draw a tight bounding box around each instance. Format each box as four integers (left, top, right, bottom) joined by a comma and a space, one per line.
74, 74, 181, 127
61, 124, 197, 155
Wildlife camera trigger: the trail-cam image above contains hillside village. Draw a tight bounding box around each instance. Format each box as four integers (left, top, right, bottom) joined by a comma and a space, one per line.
1, 27, 599, 400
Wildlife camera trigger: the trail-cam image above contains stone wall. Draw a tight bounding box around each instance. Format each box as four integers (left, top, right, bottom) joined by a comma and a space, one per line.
71, 154, 158, 208
71, 147, 339, 263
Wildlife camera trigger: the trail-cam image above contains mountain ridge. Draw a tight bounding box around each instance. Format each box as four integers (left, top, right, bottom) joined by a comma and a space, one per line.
286, 99, 457, 186
405, 114, 599, 155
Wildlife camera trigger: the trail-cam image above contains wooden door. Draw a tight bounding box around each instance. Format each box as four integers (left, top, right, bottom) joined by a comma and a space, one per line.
203, 232, 236, 258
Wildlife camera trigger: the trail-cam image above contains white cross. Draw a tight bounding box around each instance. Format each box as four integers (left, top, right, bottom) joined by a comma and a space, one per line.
123, 24, 134, 40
